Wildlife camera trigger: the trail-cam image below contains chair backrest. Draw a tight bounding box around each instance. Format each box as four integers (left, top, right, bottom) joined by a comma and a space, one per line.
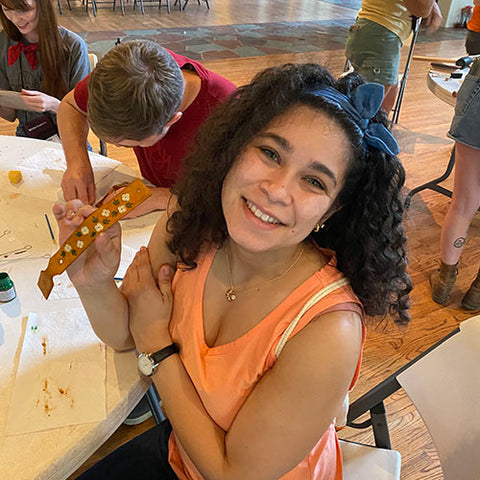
397, 315, 480, 480
88, 53, 98, 70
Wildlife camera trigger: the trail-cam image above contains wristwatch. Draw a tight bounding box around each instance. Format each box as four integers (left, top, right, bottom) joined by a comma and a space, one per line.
137, 343, 179, 377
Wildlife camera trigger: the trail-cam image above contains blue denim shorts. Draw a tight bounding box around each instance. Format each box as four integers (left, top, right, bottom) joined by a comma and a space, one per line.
345, 18, 401, 85
448, 59, 480, 150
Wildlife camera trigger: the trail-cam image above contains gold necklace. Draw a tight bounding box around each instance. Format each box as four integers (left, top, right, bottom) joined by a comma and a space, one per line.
224, 243, 305, 302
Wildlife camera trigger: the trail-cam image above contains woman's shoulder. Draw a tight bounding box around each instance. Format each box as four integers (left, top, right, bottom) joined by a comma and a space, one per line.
58, 26, 88, 48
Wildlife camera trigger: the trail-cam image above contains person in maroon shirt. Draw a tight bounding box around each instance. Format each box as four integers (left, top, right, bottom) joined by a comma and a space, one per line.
58, 39, 236, 216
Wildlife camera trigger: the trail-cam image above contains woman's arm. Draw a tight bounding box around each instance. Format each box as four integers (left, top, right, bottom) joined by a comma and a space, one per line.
65, 33, 91, 89
124, 252, 363, 480
19, 89, 61, 113
0, 105, 16, 122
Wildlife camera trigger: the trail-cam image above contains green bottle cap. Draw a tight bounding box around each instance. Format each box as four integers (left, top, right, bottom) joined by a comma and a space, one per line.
0, 272, 14, 291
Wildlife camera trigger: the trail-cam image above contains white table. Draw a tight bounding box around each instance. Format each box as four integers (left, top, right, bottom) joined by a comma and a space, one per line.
0, 136, 160, 480
426, 67, 468, 107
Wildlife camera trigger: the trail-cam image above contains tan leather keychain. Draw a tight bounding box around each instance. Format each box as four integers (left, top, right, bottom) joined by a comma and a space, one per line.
38, 178, 151, 299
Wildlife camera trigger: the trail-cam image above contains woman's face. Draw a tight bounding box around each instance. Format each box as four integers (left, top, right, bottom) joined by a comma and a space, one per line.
221, 105, 351, 254
2, 0, 39, 43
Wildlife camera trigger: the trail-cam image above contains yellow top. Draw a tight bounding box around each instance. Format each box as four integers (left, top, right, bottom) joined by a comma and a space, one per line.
358, 0, 413, 43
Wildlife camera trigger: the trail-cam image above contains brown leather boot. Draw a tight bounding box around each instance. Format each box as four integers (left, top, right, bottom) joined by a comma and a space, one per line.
462, 267, 480, 311
430, 261, 458, 304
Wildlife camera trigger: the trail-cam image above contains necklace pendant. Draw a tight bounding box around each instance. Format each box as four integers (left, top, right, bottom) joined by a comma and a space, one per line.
225, 288, 237, 302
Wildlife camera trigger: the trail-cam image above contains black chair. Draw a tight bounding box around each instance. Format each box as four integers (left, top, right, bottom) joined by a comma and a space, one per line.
405, 147, 455, 208
84, 0, 125, 17
57, 0, 72, 14
134, 0, 170, 14
182, 0, 209, 10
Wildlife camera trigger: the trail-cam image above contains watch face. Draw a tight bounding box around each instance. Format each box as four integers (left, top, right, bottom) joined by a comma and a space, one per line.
138, 354, 154, 376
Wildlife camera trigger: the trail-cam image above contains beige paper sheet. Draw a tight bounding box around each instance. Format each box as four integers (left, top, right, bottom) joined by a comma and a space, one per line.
6, 308, 106, 436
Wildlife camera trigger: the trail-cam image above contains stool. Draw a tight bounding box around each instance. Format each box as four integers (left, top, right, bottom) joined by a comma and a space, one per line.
134, 0, 170, 14
405, 147, 455, 208
182, 0, 209, 10
85, 0, 125, 17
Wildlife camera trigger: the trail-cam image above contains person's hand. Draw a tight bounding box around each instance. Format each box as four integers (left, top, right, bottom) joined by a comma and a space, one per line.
423, 2, 443, 34
121, 247, 173, 351
61, 163, 96, 205
52, 200, 121, 288
20, 89, 61, 113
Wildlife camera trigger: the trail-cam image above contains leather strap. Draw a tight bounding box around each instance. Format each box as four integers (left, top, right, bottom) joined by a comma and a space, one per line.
38, 178, 151, 299
150, 343, 180, 366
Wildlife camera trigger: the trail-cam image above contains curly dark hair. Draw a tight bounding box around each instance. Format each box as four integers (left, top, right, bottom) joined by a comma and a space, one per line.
168, 63, 412, 323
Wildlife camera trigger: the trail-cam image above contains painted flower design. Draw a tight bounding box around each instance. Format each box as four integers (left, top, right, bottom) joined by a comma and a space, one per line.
94, 223, 104, 232
64, 244, 72, 252
81, 226, 89, 235
76, 240, 84, 249
118, 205, 127, 214
121, 193, 130, 202
101, 209, 110, 217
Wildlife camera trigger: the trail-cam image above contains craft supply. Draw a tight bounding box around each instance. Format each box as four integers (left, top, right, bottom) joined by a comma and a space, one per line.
8, 170, 22, 184
44, 214, 56, 244
0, 272, 16, 302
37, 178, 151, 300
0, 245, 32, 259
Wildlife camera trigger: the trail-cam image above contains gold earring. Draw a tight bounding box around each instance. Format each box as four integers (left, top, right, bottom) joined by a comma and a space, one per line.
313, 223, 321, 233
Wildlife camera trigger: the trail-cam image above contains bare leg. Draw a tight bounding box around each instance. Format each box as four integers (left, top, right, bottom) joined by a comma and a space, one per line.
381, 83, 398, 113
440, 141, 480, 265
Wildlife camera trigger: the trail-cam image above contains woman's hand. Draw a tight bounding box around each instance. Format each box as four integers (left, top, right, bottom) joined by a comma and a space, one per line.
20, 89, 61, 113
52, 200, 121, 288
423, 2, 443, 34
121, 247, 174, 352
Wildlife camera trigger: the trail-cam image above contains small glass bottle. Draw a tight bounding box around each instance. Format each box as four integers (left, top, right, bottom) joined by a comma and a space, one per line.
0, 272, 16, 302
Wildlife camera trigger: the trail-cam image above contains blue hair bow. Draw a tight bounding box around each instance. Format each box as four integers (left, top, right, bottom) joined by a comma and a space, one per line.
306, 83, 399, 157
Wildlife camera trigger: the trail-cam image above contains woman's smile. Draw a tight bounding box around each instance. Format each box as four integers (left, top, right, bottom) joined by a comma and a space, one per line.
244, 199, 282, 226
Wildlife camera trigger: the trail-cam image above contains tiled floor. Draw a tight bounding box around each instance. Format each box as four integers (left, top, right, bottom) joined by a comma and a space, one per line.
81, 20, 468, 61
81, 20, 354, 60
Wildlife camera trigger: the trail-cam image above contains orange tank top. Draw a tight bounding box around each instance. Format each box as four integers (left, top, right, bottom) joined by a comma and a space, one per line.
468, 6, 480, 33
167, 247, 366, 480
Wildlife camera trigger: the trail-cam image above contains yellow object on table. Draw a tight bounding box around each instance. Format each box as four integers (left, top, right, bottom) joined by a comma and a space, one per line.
8, 170, 22, 184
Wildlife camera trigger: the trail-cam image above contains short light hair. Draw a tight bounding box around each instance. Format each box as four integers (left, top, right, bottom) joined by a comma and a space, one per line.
87, 40, 185, 141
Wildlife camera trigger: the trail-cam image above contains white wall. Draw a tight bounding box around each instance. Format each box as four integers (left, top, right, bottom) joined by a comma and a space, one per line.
438, 0, 473, 28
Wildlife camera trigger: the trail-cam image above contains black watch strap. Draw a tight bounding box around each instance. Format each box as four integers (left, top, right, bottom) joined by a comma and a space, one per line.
151, 343, 180, 365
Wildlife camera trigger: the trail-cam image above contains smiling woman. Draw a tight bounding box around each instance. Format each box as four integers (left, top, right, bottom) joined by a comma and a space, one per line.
55, 63, 411, 480
0, 0, 90, 137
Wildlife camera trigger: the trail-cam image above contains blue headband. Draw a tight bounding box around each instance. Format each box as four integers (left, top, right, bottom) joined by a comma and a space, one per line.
305, 83, 399, 157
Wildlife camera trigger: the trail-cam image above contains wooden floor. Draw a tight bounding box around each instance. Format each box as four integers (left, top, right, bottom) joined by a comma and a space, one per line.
2, 2, 479, 479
